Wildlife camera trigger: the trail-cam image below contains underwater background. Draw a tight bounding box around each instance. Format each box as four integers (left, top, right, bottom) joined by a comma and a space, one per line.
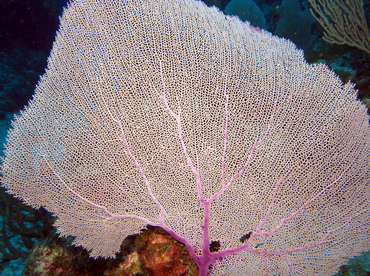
0, 0, 369, 275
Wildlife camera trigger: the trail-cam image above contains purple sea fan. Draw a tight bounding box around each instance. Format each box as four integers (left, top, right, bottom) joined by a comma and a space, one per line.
1, 0, 369, 275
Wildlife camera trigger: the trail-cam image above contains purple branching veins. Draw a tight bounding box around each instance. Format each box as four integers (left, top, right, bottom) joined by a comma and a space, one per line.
44, 54, 362, 275
1, 1, 368, 276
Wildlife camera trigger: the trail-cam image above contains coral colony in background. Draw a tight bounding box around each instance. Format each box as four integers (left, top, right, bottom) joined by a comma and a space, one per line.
0, 0, 369, 275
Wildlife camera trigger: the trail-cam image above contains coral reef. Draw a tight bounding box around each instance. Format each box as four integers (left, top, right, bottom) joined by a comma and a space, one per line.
23, 226, 198, 276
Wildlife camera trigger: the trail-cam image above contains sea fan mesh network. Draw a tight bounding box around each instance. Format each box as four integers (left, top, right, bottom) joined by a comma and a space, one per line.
1, 0, 369, 275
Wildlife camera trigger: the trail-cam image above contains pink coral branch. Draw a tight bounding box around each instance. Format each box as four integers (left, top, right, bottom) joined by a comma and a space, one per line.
44, 156, 154, 226
256, 171, 290, 232
221, 88, 230, 188
209, 104, 276, 203
156, 54, 205, 202
211, 168, 364, 270
115, 119, 168, 221
97, 82, 167, 221
259, 166, 351, 237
